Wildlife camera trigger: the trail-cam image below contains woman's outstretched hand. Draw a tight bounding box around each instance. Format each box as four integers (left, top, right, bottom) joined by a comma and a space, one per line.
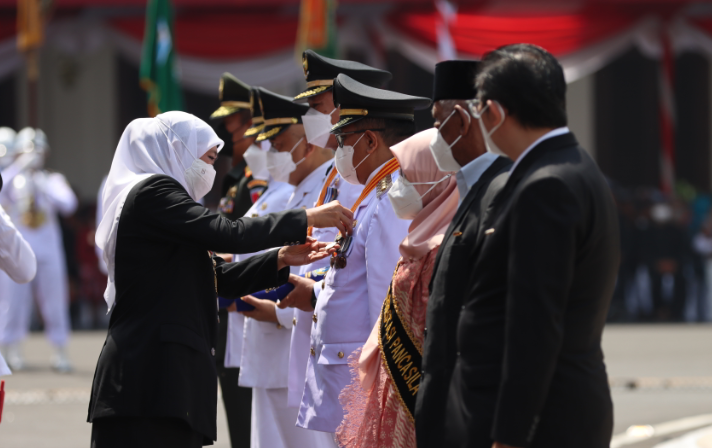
277, 237, 339, 270
305, 201, 354, 236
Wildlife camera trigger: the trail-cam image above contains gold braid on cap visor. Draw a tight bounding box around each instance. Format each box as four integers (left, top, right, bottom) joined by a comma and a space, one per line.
294, 85, 331, 100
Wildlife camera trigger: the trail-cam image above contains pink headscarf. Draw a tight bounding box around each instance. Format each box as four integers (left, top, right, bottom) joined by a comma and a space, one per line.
391, 128, 459, 261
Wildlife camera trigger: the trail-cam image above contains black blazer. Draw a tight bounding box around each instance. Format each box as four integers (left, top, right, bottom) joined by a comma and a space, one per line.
415, 156, 511, 448
442, 133, 620, 448
87, 175, 307, 444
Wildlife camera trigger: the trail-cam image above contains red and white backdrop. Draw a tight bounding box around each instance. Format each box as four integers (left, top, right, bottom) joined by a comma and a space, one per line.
3, 5, 712, 90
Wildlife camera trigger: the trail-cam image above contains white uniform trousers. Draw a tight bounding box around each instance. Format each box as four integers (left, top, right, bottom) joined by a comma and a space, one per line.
251, 386, 336, 448
0, 249, 70, 346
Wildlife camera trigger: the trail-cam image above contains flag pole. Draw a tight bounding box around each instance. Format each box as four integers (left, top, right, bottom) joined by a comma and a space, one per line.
16, 0, 46, 128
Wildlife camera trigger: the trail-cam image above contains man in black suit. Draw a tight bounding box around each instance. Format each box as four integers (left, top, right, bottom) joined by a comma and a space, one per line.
441, 44, 620, 448
415, 60, 512, 448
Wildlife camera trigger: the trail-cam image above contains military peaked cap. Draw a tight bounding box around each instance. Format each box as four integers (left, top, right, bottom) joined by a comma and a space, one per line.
210, 73, 252, 120
293, 50, 392, 102
244, 87, 266, 137
331, 74, 432, 133
433, 60, 480, 102
257, 88, 310, 142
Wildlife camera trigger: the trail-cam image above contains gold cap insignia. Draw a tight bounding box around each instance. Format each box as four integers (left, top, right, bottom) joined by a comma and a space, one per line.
218, 78, 224, 100
303, 54, 309, 78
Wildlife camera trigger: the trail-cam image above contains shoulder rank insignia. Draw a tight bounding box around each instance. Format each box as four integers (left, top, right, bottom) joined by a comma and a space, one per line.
247, 179, 268, 190
376, 175, 393, 199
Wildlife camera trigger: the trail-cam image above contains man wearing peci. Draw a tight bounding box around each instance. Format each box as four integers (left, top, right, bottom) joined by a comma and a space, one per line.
415, 59, 512, 448
444, 44, 619, 448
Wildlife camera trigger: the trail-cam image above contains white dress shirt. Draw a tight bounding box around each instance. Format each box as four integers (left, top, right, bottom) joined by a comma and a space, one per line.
455, 152, 500, 203
508, 127, 570, 178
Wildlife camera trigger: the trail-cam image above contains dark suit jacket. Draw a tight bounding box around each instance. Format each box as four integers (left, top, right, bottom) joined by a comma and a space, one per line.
415, 156, 512, 448
443, 133, 619, 448
87, 175, 307, 443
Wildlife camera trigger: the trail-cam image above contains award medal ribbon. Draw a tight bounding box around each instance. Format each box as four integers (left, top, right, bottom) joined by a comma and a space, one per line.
307, 165, 339, 237
378, 264, 423, 423
330, 158, 400, 269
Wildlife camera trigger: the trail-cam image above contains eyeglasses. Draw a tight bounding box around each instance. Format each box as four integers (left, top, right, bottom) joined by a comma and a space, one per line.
334, 129, 385, 148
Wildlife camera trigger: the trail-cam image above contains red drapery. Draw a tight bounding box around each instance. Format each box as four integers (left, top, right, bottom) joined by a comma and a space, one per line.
388, 7, 646, 57
111, 12, 298, 59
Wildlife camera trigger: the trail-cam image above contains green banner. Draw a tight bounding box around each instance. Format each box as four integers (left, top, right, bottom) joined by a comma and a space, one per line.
140, 0, 183, 117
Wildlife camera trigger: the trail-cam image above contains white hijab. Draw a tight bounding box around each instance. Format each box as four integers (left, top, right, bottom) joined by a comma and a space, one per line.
96, 111, 224, 310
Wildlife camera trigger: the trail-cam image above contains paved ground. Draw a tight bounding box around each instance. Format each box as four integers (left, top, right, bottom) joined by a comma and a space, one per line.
0, 324, 710, 447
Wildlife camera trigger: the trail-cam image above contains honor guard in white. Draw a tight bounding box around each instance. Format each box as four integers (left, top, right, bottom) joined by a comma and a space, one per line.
285, 50, 392, 418
0, 169, 38, 377
233, 88, 337, 448
210, 75, 268, 448
0, 128, 77, 372
296, 75, 431, 437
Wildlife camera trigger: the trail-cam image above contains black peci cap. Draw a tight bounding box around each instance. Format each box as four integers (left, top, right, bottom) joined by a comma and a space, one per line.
210, 73, 253, 120
330, 74, 432, 133
433, 60, 480, 102
257, 88, 310, 142
293, 50, 392, 103
244, 87, 266, 138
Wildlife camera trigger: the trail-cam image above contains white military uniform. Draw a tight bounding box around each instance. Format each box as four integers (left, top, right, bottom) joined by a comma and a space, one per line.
236, 159, 335, 448
287, 163, 363, 409
0, 170, 77, 347
297, 160, 410, 433
0, 203, 37, 376
224, 180, 295, 370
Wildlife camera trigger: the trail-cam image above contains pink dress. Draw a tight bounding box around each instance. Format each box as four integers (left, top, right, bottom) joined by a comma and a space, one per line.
336, 248, 438, 448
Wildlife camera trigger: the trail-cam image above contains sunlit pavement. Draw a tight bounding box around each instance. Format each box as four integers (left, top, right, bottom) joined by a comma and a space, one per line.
1, 325, 712, 447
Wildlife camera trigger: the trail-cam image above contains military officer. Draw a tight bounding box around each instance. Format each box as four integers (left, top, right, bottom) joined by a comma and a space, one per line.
281, 50, 393, 412
295, 75, 430, 441
208, 73, 260, 448
234, 89, 337, 448
210, 73, 267, 222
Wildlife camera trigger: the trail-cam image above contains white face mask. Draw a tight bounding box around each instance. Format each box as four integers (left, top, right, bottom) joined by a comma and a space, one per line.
243, 144, 270, 181
473, 101, 506, 157
184, 158, 216, 201
266, 137, 305, 183
335, 133, 369, 185
302, 108, 336, 148
388, 172, 453, 220
429, 109, 470, 172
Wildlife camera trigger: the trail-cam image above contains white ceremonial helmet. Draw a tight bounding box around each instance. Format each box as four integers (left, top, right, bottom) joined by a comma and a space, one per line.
0, 127, 16, 169
15, 127, 49, 169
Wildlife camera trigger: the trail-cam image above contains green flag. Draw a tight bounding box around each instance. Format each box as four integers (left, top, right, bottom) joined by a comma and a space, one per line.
140, 0, 183, 117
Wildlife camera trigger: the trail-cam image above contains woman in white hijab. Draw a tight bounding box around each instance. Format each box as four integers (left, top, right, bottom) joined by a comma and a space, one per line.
88, 111, 351, 448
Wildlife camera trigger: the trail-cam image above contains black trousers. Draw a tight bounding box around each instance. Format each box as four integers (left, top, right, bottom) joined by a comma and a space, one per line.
91, 416, 206, 448
216, 309, 252, 447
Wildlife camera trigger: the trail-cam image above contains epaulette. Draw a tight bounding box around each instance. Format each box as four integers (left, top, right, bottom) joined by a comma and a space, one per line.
376, 174, 393, 199
247, 179, 268, 190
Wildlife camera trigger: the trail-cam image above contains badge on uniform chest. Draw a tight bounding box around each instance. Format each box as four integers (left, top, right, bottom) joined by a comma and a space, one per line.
219, 186, 237, 214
